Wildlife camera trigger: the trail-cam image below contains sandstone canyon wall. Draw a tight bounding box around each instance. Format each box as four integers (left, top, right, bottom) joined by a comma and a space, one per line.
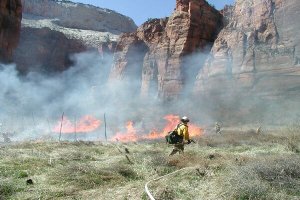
0, 0, 22, 63
21, 0, 136, 34
21, 0, 137, 48
13, 27, 86, 73
7, 0, 137, 74
110, 0, 300, 114
108, 0, 300, 123
110, 0, 223, 100
194, 0, 300, 100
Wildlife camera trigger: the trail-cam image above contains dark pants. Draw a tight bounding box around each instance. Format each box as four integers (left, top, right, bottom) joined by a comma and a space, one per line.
169, 143, 184, 156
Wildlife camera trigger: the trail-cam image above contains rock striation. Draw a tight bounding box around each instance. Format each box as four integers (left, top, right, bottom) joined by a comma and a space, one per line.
194, 0, 300, 99
10, 0, 137, 73
13, 27, 86, 74
21, 0, 136, 48
110, 0, 223, 100
22, 0, 136, 34
0, 0, 22, 62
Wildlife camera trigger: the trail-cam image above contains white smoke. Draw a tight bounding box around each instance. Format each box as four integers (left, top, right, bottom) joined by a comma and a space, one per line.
0, 50, 169, 141
0, 51, 112, 140
1, 46, 299, 142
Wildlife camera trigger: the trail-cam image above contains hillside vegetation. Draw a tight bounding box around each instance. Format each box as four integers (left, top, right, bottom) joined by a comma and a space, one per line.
0, 126, 300, 200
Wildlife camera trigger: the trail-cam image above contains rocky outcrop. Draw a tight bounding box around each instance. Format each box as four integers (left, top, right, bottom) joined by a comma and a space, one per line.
11, 0, 136, 73
21, 13, 119, 49
110, 0, 222, 100
0, 0, 22, 62
21, 0, 137, 49
13, 27, 86, 74
195, 0, 300, 99
22, 0, 137, 34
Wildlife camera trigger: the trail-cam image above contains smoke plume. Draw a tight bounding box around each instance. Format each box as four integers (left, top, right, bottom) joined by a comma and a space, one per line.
0, 47, 299, 142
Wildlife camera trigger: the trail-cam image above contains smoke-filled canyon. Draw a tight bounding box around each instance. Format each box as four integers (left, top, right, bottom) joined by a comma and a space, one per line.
0, 0, 299, 142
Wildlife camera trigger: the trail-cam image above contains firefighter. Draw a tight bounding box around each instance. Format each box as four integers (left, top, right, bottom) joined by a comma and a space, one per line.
169, 116, 191, 156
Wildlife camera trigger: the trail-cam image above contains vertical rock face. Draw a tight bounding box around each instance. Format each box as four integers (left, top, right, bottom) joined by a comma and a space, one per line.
0, 0, 22, 62
21, 0, 137, 34
10, 0, 134, 74
110, 0, 223, 100
13, 27, 86, 74
195, 0, 300, 99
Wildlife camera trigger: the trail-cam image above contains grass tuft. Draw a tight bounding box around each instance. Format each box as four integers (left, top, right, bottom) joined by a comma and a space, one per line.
49, 163, 121, 190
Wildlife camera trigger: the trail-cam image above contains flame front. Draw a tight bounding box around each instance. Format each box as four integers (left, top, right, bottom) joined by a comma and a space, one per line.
112, 121, 138, 142
53, 115, 101, 134
113, 115, 203, 142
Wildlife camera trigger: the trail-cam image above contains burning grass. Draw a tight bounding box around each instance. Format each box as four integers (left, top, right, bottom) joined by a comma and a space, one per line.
0, 126, 299, 199
111, 114, 204, 142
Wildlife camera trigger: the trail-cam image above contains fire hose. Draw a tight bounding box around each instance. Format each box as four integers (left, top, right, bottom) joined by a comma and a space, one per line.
144, 167, 195, 200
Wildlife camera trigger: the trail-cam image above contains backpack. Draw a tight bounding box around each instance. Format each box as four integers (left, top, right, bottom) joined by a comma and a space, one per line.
165, 124, 183, 144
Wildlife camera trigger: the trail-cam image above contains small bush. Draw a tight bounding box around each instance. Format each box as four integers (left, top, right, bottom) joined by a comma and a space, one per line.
156, 187, 175, 200
287, 141, 300, 153
115, 165, 140, 180
155, 166, 176, 176
17, 171, 28, 178
141, 192, 148, 200
0, 182, 15, 199
0, 181, 24, 199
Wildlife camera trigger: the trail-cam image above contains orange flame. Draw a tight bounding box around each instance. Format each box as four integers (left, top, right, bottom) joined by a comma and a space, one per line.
112, 115, 203, 142
112, 121, 139, 142
162, 114, 180, 134
53, 115, 101, 134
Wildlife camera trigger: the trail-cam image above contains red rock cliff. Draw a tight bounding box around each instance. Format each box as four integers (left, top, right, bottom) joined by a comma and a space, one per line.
110, 0, 223, 100
194, 0, 300, 99
0, 0, 22, 62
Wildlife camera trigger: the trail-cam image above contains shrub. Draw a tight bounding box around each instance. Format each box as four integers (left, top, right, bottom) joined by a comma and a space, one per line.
156, 187, 175, 200
0, 182, 15, 199
17, 171, 29, 178
0, 181, 24, 199
114, 165, 140, 180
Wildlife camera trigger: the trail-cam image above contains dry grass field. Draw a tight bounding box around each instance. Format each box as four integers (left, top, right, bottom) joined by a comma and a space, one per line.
0, 125, 300, 200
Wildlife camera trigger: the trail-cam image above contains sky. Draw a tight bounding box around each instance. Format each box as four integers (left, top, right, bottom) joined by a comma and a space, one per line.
71, 0, 235, 26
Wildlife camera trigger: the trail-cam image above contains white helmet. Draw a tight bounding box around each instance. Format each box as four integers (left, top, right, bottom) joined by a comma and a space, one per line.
181, 116, 190, 123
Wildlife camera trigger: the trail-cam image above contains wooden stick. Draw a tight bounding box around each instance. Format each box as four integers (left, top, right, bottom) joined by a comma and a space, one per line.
74, 116, 77, 142
32, 112, 36, 127
47, 118, 52, 134
32, 112, 37, 134
125, 155, 133, 164
58, 112, 64, 142
21, 113, 25, 131
104, 113, 107, 142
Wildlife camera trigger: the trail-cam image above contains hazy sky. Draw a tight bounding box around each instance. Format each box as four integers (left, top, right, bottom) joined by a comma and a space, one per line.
71, 0, 235, 25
